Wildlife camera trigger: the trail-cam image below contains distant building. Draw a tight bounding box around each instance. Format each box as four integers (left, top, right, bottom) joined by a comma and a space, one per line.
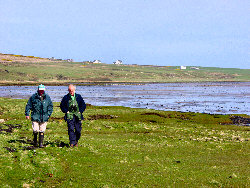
180, 66, 186, 70
93, 60, 102, 64
66, 59, 73, 62
113, 60, 123, 65
190, 67, 200, 70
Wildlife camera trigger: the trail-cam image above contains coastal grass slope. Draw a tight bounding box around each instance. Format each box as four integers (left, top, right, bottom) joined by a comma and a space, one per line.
0, 59, 249, 85
0, 98, 249, 187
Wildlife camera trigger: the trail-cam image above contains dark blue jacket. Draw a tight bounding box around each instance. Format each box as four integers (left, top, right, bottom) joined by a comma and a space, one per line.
25, 92, 53, 122
60, 93, 86, 120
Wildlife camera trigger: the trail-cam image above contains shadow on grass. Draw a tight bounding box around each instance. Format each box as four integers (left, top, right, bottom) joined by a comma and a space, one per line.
0, 124, 22, 133
4, 138, 70, 152
1, 122, 71, 153
44, 140, 69, 148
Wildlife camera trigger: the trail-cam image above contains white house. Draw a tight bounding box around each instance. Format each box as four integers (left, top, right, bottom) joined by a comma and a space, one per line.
190, 67, 200, 70
113, 60, 123, 65
180, 66, 187, 70
93, 60, 102, 64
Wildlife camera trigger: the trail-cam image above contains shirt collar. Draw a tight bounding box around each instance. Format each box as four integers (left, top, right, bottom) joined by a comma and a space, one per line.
70, 93, 75, 100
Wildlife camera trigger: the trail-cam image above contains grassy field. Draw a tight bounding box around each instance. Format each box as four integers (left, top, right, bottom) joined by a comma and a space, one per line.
0, 60, 249, 85
0, 97, 249, 187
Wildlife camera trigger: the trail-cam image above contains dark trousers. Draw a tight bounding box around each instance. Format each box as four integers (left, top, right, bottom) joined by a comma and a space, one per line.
67, 115, 82, 145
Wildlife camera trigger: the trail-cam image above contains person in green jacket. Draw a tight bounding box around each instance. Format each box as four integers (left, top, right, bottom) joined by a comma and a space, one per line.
60, 84, 86, 147
25, 84, 53, 148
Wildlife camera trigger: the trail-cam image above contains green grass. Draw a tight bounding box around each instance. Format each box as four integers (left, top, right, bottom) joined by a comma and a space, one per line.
0, 61, 249, 85
0, 97, 249, 187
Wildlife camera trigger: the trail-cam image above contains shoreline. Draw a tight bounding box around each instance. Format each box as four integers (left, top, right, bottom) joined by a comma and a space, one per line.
0, 80, 249, 86
0, 96, 249, 122
0, 95, 248, 116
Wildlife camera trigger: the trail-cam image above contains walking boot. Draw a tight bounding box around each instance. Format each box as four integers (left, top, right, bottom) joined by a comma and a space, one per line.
33, 132, 38, 147
39, 132, 45, 148
74, 143, 78, 147
74, 142, 78, 147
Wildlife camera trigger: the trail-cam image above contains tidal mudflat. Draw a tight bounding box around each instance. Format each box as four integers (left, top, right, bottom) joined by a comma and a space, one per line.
0, 82, 249, 115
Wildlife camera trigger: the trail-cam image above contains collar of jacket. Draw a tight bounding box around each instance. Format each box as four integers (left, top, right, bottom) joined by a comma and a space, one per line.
68, 93, 78, 99
35, 92, 46, 98
70, 93, 76, 100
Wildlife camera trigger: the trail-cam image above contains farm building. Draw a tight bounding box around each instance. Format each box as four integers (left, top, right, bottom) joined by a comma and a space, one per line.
113, 60, 123, 65
180, 66, 187, 70
66, 59, 73, 62
93, 60, 102, 64
190, 67, 200, 70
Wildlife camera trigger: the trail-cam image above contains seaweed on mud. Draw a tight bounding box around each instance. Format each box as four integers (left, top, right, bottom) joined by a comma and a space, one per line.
132, 131, 151, 134
149, 120, 157, 123
22, 140, 70, 149
8, 139, 29, 144
3, 147, 17, 152
43, 140, 69, 148
87, 114, 118, 120
22, 146, 36, 150
141, 112, 167, 118
4, 140, 70, 152
230, 116, 250, 126
0, 124, 22, 133
4, 138, 34, 151
141, 112, 191, 120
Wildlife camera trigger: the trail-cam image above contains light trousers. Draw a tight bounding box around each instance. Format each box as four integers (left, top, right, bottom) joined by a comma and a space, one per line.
32, 121, 47, 133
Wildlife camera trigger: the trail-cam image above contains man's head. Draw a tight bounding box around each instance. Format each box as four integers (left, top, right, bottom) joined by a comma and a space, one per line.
68, 84, 76, 96
38, 84, 45, 96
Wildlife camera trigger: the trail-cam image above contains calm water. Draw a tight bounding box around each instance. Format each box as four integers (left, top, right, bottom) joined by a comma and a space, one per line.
0, 82, 249, 115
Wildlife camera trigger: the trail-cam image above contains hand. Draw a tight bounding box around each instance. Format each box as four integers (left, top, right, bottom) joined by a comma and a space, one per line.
25, 116, 30, 119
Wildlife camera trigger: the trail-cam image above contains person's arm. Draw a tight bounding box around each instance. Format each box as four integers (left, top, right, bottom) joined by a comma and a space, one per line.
78, 95, 86, 113
25, 97, 32, 119
47, 96, 53, 117
60, 95, 68, 113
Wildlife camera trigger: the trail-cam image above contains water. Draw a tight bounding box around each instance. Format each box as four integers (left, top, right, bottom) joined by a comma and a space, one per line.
0, 82, 249, 115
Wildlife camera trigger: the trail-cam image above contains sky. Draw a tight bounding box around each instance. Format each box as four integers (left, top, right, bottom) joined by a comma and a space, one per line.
0, 0, 249, 68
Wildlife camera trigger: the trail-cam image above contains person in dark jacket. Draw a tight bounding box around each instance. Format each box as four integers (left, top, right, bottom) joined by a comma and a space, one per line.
60, 84, 86, 147
25, 84, 53, 148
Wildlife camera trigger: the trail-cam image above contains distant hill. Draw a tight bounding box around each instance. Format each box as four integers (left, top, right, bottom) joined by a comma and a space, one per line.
0, 53, 55, 63
0, 53, 249, 85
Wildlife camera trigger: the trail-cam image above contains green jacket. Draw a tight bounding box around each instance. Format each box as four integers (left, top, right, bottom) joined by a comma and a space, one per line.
25, 92, 53, 122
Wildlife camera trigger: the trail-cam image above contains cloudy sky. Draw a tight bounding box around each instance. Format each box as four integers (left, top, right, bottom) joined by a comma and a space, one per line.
0, 0, 249, 68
